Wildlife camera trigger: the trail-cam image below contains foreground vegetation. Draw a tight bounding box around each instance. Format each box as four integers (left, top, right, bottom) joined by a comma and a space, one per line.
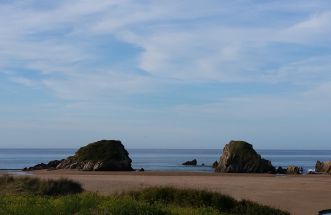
0, 175, 83, 196
0, 175, 289, 215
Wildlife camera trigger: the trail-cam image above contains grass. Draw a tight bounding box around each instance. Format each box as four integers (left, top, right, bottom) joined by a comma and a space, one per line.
0, 175, 83, 196
0, 176, 290, 215
129, 187, 289, 215
129, 187, 237, 211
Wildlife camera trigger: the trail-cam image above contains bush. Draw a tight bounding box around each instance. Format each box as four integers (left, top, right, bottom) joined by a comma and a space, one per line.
128, 187, 289, 215
130, 187, 237, 211
233, 200, 289, 215
104, 198, 169, 215
38, 178, 83, 195
0, 175, 83, 196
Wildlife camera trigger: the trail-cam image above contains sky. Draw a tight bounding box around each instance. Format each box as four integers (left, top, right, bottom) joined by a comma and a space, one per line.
0, 0, 330, 149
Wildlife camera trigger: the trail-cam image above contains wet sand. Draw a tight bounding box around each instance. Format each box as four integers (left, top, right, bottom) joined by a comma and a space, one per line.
7, 170, 331, 215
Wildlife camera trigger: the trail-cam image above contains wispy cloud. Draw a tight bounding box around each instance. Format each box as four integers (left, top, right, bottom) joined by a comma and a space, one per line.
2, 1, 331, 91
1, 0, 331, 148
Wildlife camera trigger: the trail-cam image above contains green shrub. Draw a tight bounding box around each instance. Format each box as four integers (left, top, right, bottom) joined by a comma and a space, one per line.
0, 175, 83, 196
128, 187, 289, 215
130, 187, 236, 212
38, 178, 83, 195
103, 197, 169, 215
232, 200, 290, 215
169, 206, 222, 215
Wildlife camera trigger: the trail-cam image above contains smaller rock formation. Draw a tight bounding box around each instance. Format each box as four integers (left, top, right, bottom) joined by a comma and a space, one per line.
182, 159, 197, 166
276, 166, 287, 174
139, 168, 145, 172
315, 161, 331, 174
215, 140, 275, 173
286, 166, 301, 174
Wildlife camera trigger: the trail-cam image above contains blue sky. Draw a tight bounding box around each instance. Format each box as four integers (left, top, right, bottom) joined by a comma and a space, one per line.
0, 0, 331, 149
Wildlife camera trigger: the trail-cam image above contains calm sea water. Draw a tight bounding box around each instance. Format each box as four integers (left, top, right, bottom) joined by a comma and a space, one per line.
0, 148, 331, 172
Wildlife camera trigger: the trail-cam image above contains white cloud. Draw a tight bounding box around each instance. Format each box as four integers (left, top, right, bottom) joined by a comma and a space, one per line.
42, 70, 156, 100
303, 82, 331, 100
264, 56, 331, 84
277, 11, 331, 43
10, 76, 37, 87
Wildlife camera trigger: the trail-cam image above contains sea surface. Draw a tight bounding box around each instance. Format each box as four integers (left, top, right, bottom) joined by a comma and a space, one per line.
0, 148, 331, 173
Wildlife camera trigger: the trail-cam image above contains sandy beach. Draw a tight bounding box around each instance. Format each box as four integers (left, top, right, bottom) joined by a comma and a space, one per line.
12, 170, 328, 215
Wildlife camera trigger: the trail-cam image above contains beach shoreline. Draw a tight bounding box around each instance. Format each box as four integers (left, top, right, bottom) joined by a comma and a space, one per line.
2, 169, 330, 215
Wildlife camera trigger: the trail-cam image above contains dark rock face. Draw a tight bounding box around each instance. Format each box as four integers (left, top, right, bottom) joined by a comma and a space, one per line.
182, 159, 197, 166
23, 160, 62, 171
47, 160, 62, 168
276, 166, 287, 174
215, 140, 275, 173
315, 161, 331, 174
56, 140, 133, 171
212, 161, 219, 168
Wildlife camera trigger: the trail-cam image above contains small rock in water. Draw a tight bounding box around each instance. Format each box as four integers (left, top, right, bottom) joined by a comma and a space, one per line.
139, 168, 145, 172
182, 159, 197, 166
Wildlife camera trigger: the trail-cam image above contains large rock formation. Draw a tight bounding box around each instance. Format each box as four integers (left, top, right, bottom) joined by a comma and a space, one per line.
24, 140, 133, 171
57, 140, 133, 171
315, 160, 331, 174
215, 140, 275, 173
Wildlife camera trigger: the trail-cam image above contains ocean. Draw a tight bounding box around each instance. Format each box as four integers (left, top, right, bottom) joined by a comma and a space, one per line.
0, 148, 330, 173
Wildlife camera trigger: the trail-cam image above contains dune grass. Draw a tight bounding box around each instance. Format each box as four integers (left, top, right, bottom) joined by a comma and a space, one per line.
128, 187, 289, 215
0, 175, 290, 215
0, 175, 83, 196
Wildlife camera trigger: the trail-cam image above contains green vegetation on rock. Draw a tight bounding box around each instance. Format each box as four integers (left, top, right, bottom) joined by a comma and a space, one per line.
75, 140, 127, 161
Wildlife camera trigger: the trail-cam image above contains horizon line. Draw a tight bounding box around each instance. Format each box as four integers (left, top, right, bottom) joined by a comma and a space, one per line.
0, 147, 331, 151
